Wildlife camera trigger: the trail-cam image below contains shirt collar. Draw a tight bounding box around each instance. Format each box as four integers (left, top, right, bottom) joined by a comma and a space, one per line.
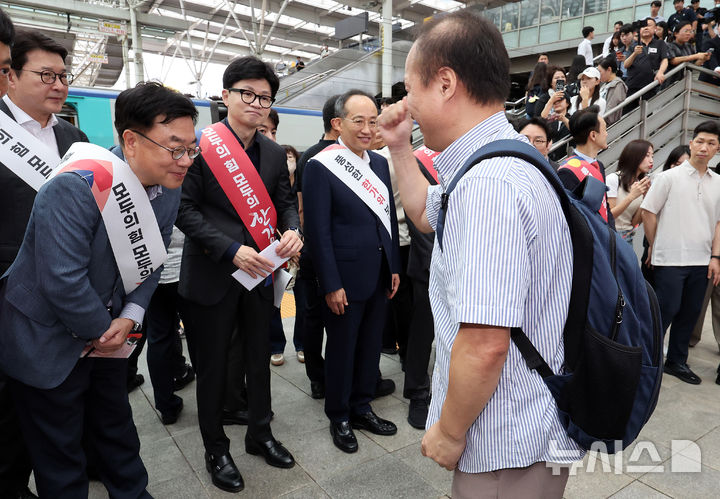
109, 144, 163, 200
3, 94, 58, 130
337, 137, 370, 163
679, 160, 712, 177
433, 111, 515, 183
573, 148, 597, 164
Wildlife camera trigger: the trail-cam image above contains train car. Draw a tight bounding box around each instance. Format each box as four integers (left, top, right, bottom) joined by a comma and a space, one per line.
63, 87, 324, 153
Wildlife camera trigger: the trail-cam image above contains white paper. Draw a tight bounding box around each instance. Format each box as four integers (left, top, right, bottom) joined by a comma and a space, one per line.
232, 240, 291, 291
273, 269, 292, 308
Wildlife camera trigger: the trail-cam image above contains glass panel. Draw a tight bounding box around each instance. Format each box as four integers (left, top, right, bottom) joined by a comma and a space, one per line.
539, 22, 560, 43
562, 0, 583, 18
502, 30, 519, 49
584, 13, 607, 32
519, 27, 539, 46
541, 0, 562, 23
483, 7, 502, 30
520, 0, 541, 28
502, 2, 519, 31
609, 0, 634, 9
561, 18, 584, 39
609, 8, 633, 28
584, 0, 608, 15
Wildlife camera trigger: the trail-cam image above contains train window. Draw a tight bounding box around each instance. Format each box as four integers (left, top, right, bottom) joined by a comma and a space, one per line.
58, 102, 78, 127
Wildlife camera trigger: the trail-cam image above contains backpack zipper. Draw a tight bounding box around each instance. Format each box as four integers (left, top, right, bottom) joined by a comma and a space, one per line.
608, 226, 624, 341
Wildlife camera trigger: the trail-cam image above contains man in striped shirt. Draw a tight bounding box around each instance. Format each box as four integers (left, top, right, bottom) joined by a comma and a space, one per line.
379, 11, 584, 498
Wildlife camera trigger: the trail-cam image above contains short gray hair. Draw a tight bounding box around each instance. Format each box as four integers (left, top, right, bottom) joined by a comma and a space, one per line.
334, 89, 377, 119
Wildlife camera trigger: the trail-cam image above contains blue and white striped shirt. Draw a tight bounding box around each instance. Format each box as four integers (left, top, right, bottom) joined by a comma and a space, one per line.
425, 112, 585, 472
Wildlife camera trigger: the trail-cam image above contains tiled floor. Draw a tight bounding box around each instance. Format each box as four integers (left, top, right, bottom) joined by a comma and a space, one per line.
75, 309, 720, 498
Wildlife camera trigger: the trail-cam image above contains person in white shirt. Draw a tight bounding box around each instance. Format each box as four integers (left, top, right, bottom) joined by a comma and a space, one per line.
641, 121, 720, 385
644, 0, 667, 24
602, 21, 625, 57
570, 66, 607, 116
578, 26, 595, 66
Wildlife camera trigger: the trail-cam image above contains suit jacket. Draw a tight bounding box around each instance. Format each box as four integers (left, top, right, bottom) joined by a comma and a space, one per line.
0, 100, 89, 274
303, 149, 401, 302
0, 154, 179, 389
176, 125, 300, 306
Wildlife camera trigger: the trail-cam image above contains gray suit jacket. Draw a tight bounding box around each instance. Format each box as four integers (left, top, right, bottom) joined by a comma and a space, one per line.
0, 100, 89, 274
0, 153, 179, 389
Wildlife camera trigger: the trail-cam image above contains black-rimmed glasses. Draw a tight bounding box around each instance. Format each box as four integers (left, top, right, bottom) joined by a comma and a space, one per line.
130, 130, 201, 160
18, 69, 74, 86
226, 88, 275, 108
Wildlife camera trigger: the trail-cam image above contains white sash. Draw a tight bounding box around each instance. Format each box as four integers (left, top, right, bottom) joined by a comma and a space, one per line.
0, 111, 62, 190
312, 142, 392, 238
51, 143, 168, 294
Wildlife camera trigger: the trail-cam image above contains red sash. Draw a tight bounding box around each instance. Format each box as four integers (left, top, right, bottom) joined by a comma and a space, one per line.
413, 146, 440, 184
559, 155, 609, 222
200, 122, 277, 250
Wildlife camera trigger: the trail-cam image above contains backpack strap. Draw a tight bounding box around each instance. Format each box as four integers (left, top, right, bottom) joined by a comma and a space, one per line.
433, 139, 581, 379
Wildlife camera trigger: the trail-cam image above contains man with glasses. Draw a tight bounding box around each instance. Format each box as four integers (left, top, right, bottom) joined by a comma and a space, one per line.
0, 29, 85, 499
516, 117, 558, 170
668, 21, 711, 82
303, 89, 401, 454
175, 56, 301, 493
0, 81, 198, 498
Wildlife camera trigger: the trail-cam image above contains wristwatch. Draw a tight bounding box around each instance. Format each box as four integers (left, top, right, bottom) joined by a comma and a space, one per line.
131, 320, 142, 332
288, 226, 303, 239
712, 255, 720, 260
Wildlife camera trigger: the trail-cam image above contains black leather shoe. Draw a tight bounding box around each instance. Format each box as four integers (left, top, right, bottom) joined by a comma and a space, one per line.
245, 435, 295, 468
407, 398, 429, 430
222, 409, 249, 426
310, 381, 325, 399
127, 374, 144, 393
351, 410, 397, 435
330, 421, 358, 453
664, 361, 701, 385
205, 452, 244, 493
373, 378, 395, 399
161, 398, 183, 425
173, 363, 195, 391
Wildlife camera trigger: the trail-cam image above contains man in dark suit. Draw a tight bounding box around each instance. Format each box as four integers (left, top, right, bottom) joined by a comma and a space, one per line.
303, 89, 401, 454
0, 29, 88, 499
175, 56, 302, 493
0, 81, 198, 498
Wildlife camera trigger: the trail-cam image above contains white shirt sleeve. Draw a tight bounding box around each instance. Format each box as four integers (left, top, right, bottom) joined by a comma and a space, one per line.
640, 171, 670, 214
606, 172, 619, 198
602, 36, 612, 58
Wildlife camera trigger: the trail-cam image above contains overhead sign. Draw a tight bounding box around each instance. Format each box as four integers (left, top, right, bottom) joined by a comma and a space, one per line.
98, 20, 126, 36
334, 12, 369, 40
90, 53, 109, 64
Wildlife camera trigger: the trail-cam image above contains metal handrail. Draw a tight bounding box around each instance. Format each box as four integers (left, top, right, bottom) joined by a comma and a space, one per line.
548, 61, 700, 154
280, 69, 337, 93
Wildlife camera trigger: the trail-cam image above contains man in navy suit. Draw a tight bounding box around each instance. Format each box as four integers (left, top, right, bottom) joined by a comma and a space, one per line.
303, 89, 401, 453
0, 81, 198, 498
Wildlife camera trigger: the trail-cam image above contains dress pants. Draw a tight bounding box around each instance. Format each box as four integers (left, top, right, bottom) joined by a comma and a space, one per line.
654, 265, 708, 365
403, 277, 435, 400
146, 282, 186, 415
298, 261, 326, 384
0, 371, 32, 496
690, 280, 720, 349
323, 277, 387, 422
183, 283, 273, 455
382, 245, 412, 356
10, 358, 150, 499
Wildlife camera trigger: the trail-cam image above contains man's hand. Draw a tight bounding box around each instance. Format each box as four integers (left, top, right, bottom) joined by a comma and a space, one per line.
93, 318, 134, 353
421, 421, 466, 471
655, 71, 666, 84
233, 245, 274, 279
378, 97, 414, 150
550, 90, 565, 103
326, 288, 348, 315
709, 258, 720, 286
634, 45, 643, 55
387, 273, 400, 299
275, 229, 303, 259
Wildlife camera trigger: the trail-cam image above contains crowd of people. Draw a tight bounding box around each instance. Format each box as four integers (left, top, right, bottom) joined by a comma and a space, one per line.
1, 2, 720, 499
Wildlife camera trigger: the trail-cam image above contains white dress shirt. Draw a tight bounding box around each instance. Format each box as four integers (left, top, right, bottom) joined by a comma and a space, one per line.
3, 94, 59, 152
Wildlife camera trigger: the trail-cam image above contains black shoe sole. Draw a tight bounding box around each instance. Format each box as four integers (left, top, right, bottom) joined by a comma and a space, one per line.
663, 365, 701, 385
331, 437, 358, 453
407, 416, 426, 430
245, 441, 296, 469
205, 463, 244, 493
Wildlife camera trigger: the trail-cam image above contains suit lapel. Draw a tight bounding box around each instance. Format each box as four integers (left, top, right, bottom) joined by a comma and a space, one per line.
53, 122, 72, 156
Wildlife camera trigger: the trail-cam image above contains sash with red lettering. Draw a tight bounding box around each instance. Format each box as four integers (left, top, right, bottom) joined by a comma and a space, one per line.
200, 122, 277, 250
559, 155, 609, 222
413, 146, 440, 184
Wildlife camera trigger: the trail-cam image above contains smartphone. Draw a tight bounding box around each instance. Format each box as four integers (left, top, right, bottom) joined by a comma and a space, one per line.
709, 48, 716, 54
556, 80, 565, 91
